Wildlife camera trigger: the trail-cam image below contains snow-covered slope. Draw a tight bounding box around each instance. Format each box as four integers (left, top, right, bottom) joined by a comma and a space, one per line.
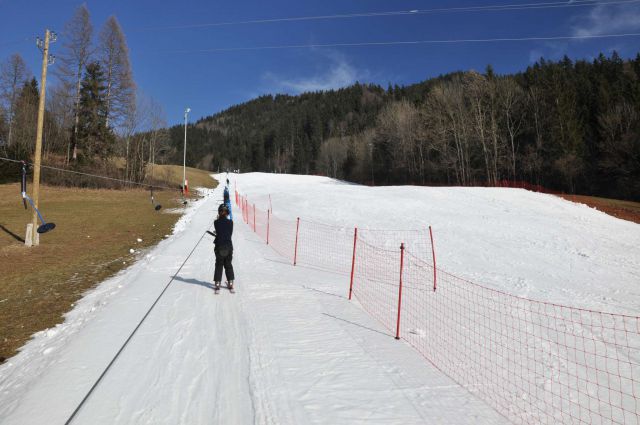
236, 173, 640, 315
0, 173, 637, 424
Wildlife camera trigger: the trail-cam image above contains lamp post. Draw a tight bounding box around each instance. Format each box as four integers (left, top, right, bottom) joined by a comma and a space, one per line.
183, 107, 190, 197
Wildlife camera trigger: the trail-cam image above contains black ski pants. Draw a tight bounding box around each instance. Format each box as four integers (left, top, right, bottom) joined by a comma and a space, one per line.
214, 244, 235, 282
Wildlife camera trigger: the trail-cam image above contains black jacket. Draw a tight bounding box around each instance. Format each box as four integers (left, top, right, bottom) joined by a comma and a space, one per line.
214, 217, 233, 248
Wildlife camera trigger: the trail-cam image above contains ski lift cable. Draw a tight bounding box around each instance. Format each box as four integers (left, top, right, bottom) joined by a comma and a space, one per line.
0, 156, 178, 191
165, 32, 640, 54
64, 224, 216, 425
137, 0, 640, 31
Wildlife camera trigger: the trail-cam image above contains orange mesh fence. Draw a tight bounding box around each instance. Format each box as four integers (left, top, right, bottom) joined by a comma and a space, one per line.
350, 237, 401, 333
235, 190, 640, 425
255, 206, 269, 242
359, 228, 431, 264
400, 249, 640, 424
268, 214, 297, 262
295, 219, 354, 275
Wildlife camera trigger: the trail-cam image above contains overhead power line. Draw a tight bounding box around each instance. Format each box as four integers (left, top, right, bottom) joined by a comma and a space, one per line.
166, 32, 640, 54
140, 0, 640, 31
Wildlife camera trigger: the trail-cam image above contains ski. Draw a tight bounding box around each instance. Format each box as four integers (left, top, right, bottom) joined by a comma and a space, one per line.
227, 282, 235, 294
214, 282, 221, 294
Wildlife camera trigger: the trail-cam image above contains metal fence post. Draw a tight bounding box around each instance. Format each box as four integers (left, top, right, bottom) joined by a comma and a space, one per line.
348, 227, 358, 300
293, 217, 300, 266
395, 243, 405, 340
429, 226, 437, 292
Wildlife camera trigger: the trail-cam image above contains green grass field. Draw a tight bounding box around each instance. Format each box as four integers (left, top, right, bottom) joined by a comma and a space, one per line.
0, 169, 217, 362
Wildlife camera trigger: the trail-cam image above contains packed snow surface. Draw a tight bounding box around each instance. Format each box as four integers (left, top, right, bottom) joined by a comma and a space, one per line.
238, 173, 639, 314
0, 173, 638, 424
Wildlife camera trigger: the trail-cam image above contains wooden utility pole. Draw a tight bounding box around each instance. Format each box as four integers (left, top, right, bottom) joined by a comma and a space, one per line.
29, 29, 56, 246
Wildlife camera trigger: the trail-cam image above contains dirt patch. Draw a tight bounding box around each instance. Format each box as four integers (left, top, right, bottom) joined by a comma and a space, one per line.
559, 195, 640, 224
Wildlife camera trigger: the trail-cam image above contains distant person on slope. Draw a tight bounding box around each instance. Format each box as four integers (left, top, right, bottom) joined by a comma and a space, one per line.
223, 185, 233, 220
223, 185, 230, 203
214, 203, 235, 291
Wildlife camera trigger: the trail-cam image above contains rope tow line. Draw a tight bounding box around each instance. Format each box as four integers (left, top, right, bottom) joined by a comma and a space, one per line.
2, 156, 184, 212
0, 156, 179, 192
64, 226, 217, 424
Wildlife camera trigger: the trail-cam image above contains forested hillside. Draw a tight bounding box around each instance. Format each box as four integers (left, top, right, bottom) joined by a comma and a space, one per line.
166, 52, 640, 201
168, 85, 387, 176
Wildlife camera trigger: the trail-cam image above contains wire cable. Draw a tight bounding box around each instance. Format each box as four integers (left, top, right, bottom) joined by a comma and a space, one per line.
0, 156, 178, 191
139, 0, 640, 31
166, 32, 640, 54
64, 227, 213, 424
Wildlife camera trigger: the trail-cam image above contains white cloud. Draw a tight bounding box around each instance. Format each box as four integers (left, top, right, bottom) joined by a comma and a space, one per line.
263, 52, 369, 94
572, 3, 640, 37
527, 3, 640, 63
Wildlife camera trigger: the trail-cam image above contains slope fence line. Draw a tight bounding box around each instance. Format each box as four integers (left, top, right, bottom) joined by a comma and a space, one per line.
236, 190, 640, 425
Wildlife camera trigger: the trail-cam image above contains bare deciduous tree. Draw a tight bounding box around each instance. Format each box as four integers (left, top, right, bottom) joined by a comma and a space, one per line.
147, 97, 167, 182
467, 72, 496, 184
375, 100, 422, 182
0, 54, 30, 148
319, 136, 348, 178
498, 77, 527, 181
99, 15, 135, 130
56, 4, 93, 162
121, 91, 151, 183
425, 77, 473, 185
11, 78, 39, 158
44, 85, 74, 159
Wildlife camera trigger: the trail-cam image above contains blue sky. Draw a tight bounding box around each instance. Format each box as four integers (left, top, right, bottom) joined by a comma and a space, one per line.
1, 0, 640, 126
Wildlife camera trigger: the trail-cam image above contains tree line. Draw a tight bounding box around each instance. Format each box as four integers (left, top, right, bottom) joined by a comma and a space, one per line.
2, 13, 638, 201
0, 5, 169, 186
165, 52, 639, 201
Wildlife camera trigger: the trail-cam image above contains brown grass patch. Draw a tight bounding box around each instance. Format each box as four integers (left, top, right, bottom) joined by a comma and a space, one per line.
0, 179, 216, 362
559, 195, 640, 224
148, 164, 217, 189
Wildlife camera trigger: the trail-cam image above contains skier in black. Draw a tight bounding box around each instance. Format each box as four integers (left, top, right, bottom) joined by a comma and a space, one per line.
214, 203, 235, 291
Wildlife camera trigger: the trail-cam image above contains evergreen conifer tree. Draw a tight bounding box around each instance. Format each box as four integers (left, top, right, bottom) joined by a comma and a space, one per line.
78, 62, 114, 159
